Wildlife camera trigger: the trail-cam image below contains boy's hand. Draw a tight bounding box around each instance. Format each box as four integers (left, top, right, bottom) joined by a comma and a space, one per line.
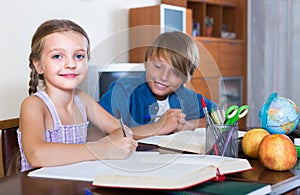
154, 109, 186, 135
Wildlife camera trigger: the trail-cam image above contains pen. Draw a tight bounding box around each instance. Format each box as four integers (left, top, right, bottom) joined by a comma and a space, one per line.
220, 105, 226, 120
215, 107, 224, 124
144, 115, 161, 119
84, 187, 92, 195
213, 144, 219, 156
115, 109, 126, 137
221, 126, 235, 157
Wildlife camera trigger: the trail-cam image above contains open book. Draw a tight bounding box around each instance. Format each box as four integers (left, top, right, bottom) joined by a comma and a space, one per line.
138, 128, 247, 154
138, 128, 206, 154
28, 152, 252, 190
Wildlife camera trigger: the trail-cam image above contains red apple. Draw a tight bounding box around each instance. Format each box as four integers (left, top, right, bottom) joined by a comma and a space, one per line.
242, 128, 270, 158
259, 134, 297, 171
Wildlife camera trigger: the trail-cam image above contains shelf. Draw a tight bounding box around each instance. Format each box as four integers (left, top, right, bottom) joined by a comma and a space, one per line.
188, 0, 244, 40
188, 0, 237, 7
195, 36, 243, 43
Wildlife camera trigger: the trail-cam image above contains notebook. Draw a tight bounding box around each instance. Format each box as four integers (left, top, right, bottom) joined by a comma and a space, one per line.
166, 180, 271, 195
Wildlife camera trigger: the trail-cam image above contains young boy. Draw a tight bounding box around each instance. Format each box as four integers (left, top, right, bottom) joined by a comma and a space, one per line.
99, 31, 216, 139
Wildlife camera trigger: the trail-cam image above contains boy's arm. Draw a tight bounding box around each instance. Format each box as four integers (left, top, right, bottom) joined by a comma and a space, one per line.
131, 109, 189, 140
131, 117, 206, 140
181, 118, 206, 131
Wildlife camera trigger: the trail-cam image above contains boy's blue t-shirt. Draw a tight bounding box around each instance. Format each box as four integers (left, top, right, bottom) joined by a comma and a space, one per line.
99, 73, 216, 127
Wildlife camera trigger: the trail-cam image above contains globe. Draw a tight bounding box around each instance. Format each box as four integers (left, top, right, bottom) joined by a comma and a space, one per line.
259, 92, 300, 134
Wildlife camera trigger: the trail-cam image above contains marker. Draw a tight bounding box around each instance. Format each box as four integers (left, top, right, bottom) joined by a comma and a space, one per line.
211, 108, 221, 125
201, 97, 214, 125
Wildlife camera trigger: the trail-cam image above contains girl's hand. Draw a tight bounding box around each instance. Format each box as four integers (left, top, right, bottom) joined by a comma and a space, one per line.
154, 109, 186, 135
85, 127, 137, 160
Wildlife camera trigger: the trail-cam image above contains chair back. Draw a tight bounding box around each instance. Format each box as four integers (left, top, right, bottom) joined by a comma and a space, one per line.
0, 118, 20, 177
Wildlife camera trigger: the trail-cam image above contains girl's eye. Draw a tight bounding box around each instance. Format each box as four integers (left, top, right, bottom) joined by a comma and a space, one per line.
75, 54, 85, 60
52, 54, 62, 60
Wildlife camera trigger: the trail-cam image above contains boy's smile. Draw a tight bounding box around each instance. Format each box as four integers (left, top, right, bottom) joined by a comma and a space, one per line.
154, 81, 169, 90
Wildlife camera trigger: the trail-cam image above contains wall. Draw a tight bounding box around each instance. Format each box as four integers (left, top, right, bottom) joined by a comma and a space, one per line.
0, 0, 159, 120
247, 0, 300, 127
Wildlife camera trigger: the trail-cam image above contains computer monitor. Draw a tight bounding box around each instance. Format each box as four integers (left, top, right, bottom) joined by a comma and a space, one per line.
80, 63, 145, 101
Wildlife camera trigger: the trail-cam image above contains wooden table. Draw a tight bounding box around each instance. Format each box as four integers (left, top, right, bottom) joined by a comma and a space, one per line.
0, 144, 300, 195
227, 154, 300, 195
0, 171, 167, 194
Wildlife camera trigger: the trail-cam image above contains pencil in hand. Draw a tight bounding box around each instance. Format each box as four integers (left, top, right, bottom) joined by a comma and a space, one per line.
115, 109, 126, 137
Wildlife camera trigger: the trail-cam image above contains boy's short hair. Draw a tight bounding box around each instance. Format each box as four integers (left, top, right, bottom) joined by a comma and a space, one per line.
144, 31, 199, 82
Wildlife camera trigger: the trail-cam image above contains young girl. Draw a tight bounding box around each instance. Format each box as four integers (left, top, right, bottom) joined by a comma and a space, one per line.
17, 19, 137, 172
100, 31, 216, 139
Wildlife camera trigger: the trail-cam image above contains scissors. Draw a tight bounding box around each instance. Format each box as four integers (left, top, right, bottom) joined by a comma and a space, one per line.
225, 105, 249, 125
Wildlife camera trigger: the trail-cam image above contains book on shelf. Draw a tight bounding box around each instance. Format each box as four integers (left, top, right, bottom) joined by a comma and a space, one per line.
28, 151, 252, 190
166, 180, 271, 195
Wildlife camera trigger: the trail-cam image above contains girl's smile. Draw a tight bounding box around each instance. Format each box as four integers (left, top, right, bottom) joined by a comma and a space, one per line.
59, 73, 79, 79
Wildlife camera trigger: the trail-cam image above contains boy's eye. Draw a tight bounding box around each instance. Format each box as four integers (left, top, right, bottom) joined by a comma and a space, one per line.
171, 69, 181, 77
153, 62, 162, 68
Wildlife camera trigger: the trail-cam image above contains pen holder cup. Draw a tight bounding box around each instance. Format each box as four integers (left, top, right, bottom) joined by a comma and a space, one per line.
205, 123, 239, 158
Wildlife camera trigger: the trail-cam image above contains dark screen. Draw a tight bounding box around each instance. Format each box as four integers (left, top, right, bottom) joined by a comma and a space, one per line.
99, 71, 144, 98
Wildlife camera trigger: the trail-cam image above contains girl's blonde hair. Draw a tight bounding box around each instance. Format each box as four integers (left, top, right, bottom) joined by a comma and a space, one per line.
144, 31, 199, 82
28, 19, 90, 95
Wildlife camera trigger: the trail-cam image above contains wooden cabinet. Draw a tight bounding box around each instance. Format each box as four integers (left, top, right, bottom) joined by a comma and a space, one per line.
129, 1, 247, 127
187, 0, 244, 39
219, 40, 243, 76
187, 0, 247, 127
129, 4, 192, 63
129, 5, 160, 63
194, 38, 220, 79
187, 0, 247, 103
192, 38, 243, 78
186, 77, 220, 102
161, 0, 187, 7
